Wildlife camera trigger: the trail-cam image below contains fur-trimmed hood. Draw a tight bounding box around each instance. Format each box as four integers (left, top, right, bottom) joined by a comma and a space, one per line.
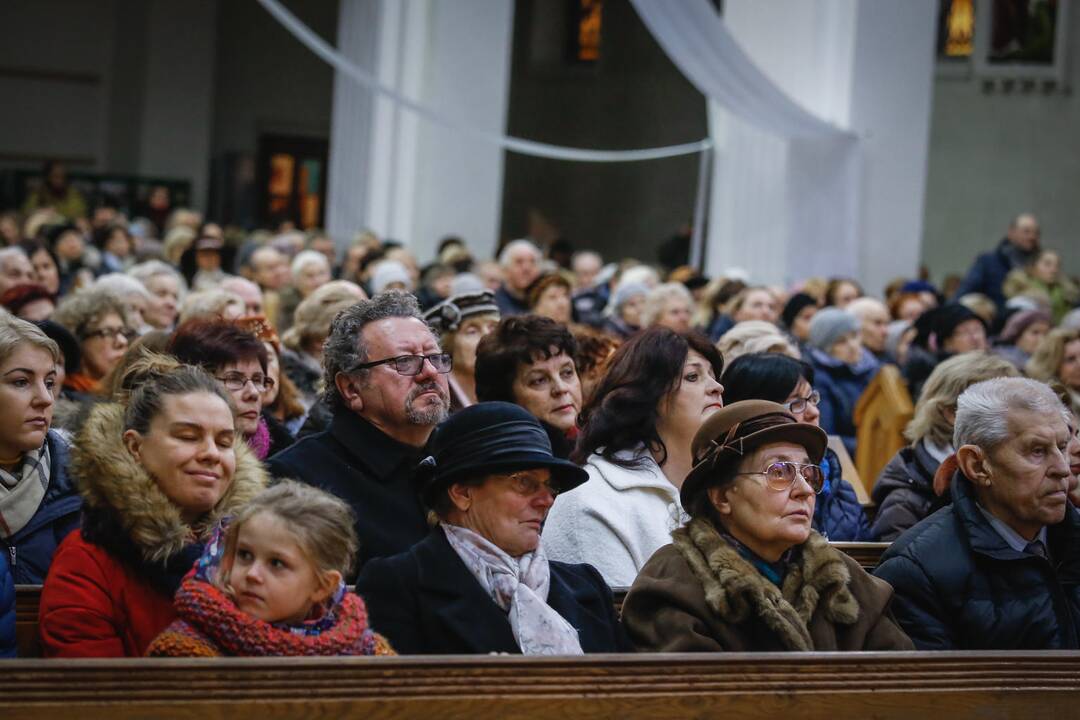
672, 517, 858, 651
71, 402, 267, 565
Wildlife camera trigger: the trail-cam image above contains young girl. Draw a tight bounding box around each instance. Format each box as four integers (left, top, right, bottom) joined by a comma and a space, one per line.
146, 481, 394, 657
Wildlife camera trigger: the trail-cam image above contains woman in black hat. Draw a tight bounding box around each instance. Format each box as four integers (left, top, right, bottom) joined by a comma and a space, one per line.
621, 400, 912, 652
355, 402, 628, 655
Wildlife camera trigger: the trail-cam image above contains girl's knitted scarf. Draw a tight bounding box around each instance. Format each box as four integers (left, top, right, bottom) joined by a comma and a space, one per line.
146, 523, 394, 657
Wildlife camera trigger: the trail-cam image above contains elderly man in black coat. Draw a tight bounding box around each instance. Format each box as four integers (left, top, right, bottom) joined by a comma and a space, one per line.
267, 291, 451, 571
875, 377, 1080, 649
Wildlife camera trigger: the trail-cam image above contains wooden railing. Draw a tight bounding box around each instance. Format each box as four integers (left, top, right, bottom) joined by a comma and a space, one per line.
4, 652, 1079, 719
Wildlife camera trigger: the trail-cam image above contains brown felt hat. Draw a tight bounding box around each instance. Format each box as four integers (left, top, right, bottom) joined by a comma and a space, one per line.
680, 399, 828, 509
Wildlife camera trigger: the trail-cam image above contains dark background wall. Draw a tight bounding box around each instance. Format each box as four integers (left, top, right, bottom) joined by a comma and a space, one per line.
499, 0, 707, 263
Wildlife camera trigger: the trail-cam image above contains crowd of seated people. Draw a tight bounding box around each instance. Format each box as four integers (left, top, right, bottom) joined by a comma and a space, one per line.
2, 174, 1080, 661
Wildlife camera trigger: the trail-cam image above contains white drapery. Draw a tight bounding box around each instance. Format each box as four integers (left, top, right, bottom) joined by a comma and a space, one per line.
631, 0, 860, 285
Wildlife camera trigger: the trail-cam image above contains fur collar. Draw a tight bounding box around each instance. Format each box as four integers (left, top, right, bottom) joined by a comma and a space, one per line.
672, 517, 859, 651
71, 402, 267, 565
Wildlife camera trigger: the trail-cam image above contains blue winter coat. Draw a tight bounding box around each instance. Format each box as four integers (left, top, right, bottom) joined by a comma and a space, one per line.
1, 548, 14, 658
875, 471, 1080, 650
813, 448, 871, 541
953, 239, 1013, 308
2, 431, 82, 585
807, 347, 880, 458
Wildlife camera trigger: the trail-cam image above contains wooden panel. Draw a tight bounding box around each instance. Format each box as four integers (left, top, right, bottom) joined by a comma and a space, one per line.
2, 653, 1079, 719
854, 365, 914, 496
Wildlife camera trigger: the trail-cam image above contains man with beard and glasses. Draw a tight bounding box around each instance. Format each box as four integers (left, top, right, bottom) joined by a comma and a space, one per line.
267, 291, 451, 572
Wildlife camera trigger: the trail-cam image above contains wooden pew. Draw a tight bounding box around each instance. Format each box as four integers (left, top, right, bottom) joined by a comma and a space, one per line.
15, 542, 891, 658
854, 365, 914, 498
4, 652, 1080, 719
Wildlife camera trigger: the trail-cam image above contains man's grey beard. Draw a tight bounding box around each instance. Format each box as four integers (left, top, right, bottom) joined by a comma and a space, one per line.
404, 381, 450, 426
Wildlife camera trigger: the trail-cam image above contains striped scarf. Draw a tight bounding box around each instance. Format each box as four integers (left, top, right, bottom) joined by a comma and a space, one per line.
0, 442, 50, 538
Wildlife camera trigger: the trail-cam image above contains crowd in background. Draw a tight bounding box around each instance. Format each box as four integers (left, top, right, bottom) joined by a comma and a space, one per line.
2, 161, 1080, 659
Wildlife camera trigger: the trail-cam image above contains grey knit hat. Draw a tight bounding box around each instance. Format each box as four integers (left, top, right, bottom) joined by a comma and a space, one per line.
607, 281, 649, 315
808, 307, 860, 351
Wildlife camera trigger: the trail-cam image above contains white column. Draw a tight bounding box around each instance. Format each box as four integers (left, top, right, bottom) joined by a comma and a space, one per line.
365, 0, 513, 263
326, 0, 381, 245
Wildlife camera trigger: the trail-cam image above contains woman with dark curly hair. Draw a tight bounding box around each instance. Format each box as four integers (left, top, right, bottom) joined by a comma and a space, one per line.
475, 315, 582, 454
541, 327, 724, 587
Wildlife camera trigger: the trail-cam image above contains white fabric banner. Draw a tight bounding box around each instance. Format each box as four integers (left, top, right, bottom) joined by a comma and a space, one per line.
631, 0, 861, 284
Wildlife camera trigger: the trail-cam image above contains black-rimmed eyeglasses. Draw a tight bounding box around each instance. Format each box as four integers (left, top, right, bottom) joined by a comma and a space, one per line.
350, 353, 453, 376
784, 390, 821, 415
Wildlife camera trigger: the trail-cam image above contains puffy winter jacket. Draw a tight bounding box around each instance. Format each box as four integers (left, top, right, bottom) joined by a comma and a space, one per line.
874, 471, 1080, 650
1, 431, 82, 585
1, 549, 14, 658
870, 441, 951, 541
813, 448, 870, 541
807, 347, 880, 458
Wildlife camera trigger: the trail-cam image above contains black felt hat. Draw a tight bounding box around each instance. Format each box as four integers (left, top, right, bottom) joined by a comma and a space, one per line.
416, 402, 588, 509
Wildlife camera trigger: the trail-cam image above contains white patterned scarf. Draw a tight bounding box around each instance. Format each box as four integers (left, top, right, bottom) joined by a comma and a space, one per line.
0, 441, 50, 539
442, 523, 583, 656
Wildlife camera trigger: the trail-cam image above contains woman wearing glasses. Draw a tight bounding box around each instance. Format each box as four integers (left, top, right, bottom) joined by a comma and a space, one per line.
621, 400, 912, 652
720, 352, 870, 541
168, 319, 285, 460
356, 402, 628, 654
53, 287, 137, 397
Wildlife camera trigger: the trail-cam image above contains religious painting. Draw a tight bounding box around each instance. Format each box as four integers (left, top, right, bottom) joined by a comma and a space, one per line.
973, 0, 1069, 82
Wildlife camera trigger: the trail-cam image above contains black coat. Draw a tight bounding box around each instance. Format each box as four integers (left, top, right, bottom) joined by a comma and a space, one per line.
355, 528, 631, 655
266, 410, 429, 573
870, 441, 950, 542
874, 471, 1080, 650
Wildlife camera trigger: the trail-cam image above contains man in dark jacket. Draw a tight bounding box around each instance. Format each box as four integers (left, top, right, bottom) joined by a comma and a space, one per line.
953, 213, 1040, 308
870, 441, 949, 541
267, 291, 451, 572
875, 377, 1080, 649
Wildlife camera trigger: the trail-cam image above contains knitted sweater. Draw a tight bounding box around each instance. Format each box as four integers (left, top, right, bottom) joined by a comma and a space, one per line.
146, 577, 395, 657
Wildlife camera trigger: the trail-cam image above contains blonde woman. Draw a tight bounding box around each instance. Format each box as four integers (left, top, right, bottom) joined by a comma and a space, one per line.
1027, 328, 1080, 416
871, 352, 1019, 541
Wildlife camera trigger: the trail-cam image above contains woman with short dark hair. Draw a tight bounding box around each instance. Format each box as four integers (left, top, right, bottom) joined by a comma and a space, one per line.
542, 327, 723, 587
475, 315, 582, 449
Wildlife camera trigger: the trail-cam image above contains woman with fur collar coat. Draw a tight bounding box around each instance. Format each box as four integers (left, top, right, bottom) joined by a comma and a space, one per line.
39, 362, 266, 657
622, 401, 912, 652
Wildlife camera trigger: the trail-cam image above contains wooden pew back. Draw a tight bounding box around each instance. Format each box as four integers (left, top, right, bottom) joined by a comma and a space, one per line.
4, 652, 1080, 720
854, 364, 914, 497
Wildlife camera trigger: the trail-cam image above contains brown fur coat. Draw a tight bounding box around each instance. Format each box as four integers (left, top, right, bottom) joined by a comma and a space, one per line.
621, 517, 913, 652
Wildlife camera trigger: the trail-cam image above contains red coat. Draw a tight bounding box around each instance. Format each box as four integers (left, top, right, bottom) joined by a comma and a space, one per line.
39, 529, 177, 658
36, 402, 268, 658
